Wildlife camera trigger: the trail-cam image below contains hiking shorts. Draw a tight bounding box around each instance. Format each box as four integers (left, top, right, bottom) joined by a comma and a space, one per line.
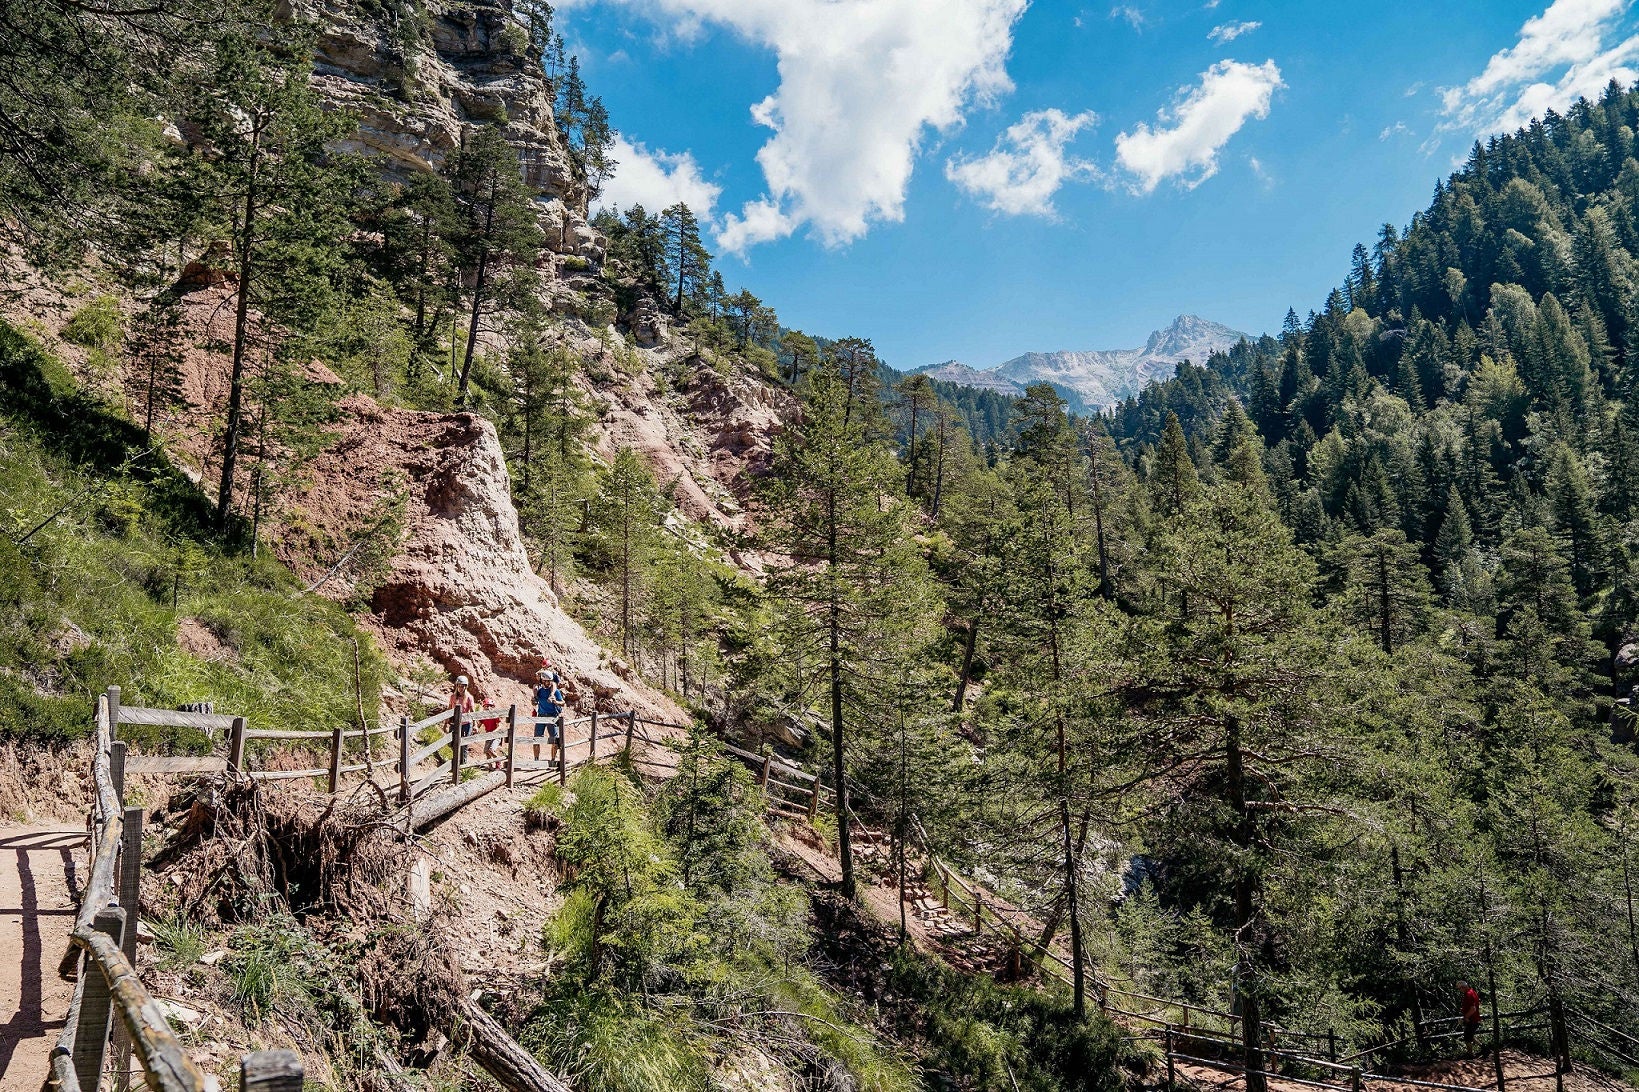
534, 716, 561, 741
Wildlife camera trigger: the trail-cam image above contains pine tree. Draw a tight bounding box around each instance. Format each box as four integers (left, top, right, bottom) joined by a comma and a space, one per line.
1433, 486, 1476, 601
193, 23, 365, 534
126, 293, 185, 443
895, 373, 939, 503
660, 203, 712, 314
1149, 412, 1202, 518
449, 124, 543, 404
587, 447, 665, 662
1341, 529, 1433, 654
762, 365, 912, 900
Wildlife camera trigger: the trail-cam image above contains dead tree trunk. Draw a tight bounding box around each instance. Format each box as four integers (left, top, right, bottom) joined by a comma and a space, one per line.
457, 994, 574, 1092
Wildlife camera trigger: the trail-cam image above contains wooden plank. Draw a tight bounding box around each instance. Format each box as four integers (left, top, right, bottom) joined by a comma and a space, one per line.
125, 756, 229, 776
459, 726, 510, 748
113, 807, 143, 1091
406, 736, 453, 769
411, 764, 451, 799
241, 1049, 303, 1092
327, 725, 343, 794
505, 706, 518, 788
85, 929, 209, 1092
241, 728, 334, 741
245, 767, 329, 782
117, 707, 237, 732
409, 707, 455, 732
398, 716, 411, 804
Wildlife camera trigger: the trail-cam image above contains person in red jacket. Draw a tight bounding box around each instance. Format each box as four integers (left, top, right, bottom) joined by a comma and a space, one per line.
1459, 980, 1483, 1055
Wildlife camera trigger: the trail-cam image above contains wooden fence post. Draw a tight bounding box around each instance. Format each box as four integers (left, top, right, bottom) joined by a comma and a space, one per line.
110, 740, 127, 807
451, 710, 464, 785
72, 905, 126, 1090
1328, 1028, 1338, 1063
107, 685, 121, 740
624, 712, 635, 753
398, 715, 411, 804
759, 753, 772, 788
557, 718, 568, 785
1165, 1025, 1176, 1090
328, 723, 344, 795
807, 779, 820, 821
505, 705, 518, 788
590, 710, 599, 762
1351, 1067, 1363, 1092
242, 1048, 304, 1092
228, 716, 247, 776
112, 807, 143, 1092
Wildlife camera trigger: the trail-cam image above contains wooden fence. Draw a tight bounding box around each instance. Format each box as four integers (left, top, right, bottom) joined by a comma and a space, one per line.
916, 847, 1611, 1092
718, 740, 826, 821
48, 689, 299, 1092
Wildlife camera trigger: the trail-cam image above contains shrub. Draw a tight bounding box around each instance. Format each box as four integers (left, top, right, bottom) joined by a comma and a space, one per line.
62, 295, 122, 351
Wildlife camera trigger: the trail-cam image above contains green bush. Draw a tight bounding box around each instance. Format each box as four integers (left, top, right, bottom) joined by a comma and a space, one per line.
61, 295, 122, 350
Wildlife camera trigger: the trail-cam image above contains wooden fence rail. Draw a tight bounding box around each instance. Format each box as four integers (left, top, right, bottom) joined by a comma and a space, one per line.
47, 689, 298, 1092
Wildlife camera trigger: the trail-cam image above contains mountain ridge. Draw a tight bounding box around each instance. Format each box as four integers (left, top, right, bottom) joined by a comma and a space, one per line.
919, 314, 1253, 410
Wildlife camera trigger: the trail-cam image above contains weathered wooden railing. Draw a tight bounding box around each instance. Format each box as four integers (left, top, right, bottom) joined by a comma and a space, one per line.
718, 740, 825, 821
916, 845, 1568, 1092
49, 689, 298, 1092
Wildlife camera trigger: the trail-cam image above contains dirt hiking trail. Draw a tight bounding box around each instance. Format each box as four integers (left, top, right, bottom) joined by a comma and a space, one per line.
0, 825, 85, 1091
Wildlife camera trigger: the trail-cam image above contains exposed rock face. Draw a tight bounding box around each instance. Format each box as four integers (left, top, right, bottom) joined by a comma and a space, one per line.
305, 0, 604, 260
317, 400, 682, 719
577, 336, 799, 535
629, 297, 663, 347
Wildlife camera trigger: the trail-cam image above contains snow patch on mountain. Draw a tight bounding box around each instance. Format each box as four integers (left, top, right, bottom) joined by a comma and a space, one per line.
919, 315, 1252, 410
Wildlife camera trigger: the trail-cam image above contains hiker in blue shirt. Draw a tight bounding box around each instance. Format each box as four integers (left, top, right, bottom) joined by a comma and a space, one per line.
532, 667, 565, 761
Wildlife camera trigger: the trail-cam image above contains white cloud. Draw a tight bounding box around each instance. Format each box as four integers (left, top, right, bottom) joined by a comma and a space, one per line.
1208, 20, 1260, 43
1114, 59, 1284, 192
595, 135, 722, 220
576, 0, 1028, 255
1440, 0, 1639, 134
946, 108, 1101, 216
1379, 121, 1409, 140
1110, 4, 1145, 29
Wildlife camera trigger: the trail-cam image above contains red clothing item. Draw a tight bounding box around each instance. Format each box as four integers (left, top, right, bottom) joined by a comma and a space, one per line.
1461, 987, 1482, 1022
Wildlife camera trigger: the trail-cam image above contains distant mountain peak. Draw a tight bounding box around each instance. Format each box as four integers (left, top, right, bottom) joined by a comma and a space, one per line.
917, 315, 1253, 411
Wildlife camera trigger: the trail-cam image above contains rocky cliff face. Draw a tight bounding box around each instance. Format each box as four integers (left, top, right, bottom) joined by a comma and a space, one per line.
305, 0, 603, 262
298, 396, 685, 720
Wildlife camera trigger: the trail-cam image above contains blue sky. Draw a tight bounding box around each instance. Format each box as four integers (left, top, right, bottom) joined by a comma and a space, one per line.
556, 0, 1639, 369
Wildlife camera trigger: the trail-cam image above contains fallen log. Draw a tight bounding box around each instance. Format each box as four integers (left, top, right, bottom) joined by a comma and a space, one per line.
399, 771, 507, 834
457, 993, 572, 1092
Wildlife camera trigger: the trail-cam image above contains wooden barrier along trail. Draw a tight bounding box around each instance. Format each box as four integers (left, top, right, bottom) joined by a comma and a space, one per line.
45, 686, 1628, 1092
45, 689, 297, 1092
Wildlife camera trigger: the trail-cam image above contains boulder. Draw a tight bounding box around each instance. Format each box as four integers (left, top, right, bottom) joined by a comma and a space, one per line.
629, 298, 663, 347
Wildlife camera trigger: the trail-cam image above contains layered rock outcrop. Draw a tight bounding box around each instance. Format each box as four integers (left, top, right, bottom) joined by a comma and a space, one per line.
304, 0, 604, 262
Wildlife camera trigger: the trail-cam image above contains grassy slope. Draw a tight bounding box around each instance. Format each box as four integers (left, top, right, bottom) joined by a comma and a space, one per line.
0, 318, 388, 747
